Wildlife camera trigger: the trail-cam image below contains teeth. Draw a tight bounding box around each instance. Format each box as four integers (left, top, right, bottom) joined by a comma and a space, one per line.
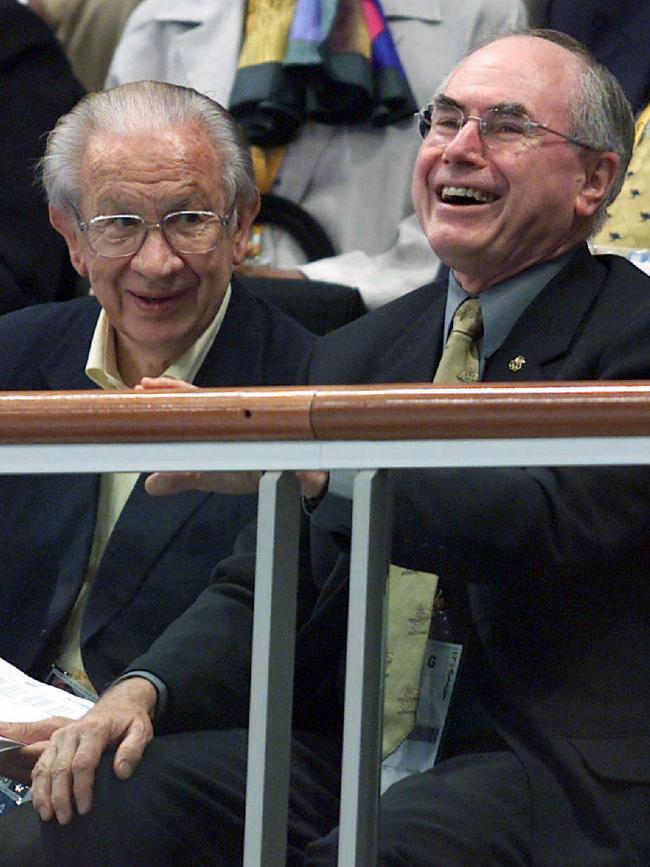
441, 186, 496, 203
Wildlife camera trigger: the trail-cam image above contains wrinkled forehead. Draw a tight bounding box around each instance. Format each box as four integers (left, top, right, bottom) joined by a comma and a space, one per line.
439, 36, 581, 119
78, 126, 227, 210
81, 124, 220, 177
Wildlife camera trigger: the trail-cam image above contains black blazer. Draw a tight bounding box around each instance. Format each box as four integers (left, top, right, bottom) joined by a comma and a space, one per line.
0, 0, 84, 313
129, 247, 650, 857
244, 275, 366, 336
0, 278, 314, 692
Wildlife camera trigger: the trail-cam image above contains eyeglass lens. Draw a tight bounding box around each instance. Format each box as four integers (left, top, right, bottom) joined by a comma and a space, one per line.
85, 211, 225, 257
420, 105, 532, 147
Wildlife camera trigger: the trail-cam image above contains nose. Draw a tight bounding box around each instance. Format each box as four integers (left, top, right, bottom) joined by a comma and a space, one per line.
441, 116, 486, 164
129, 225, 184, 278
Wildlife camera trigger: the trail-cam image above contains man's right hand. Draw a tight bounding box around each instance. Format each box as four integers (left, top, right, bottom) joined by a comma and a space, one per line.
146, 469, 330, 500
135, 377, 331, 501
29, 677, 158, 825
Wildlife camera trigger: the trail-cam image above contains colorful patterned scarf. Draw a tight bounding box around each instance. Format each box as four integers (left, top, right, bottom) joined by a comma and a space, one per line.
229, 0, 417, 147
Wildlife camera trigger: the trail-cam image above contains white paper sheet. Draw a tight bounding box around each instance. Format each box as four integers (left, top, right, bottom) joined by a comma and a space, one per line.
0, 657, 93, 751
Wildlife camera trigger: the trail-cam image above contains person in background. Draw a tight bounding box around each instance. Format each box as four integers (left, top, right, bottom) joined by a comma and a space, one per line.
106, 0, 527, 309
522, 0, 650, 114
3, 28, 650, 867
25, 0, 143, 92
0, 0, 83, 314
592, 99, 650, 257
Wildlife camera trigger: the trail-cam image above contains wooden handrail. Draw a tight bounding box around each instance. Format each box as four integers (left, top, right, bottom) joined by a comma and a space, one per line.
1, 381, 650, 443
3, 382, 650, 867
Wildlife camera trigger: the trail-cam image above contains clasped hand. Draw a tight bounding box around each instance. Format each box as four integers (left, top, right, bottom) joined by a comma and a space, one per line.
0, 677, 156, 824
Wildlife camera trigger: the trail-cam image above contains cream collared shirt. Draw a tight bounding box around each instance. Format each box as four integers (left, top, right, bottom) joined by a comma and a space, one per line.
55, 287, 232, 693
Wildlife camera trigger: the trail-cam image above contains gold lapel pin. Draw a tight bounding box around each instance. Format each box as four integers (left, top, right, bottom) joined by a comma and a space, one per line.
508, 355, 526, 372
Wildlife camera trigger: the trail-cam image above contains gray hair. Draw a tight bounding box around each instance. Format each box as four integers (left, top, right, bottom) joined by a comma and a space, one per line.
40, 80, 258, 225
440, 28, 635, 234
525, 29, 634, 229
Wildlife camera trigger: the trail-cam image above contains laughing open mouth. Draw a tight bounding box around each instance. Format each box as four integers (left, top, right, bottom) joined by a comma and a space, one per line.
440, 186, 498, 205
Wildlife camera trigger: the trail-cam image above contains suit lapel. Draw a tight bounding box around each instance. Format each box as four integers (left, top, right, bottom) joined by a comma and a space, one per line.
42, 299, 102, 391
485, 246, 603, 381
82, 284, 268, 640
367, 294, 446, 384
82, 477, 214, 642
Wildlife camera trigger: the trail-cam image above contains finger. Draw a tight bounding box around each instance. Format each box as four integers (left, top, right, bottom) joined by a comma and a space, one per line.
137, 376, 195, 390
144, 471, 198, 496
113, 716, 153, 781
146, 470, 263, 496
43, 729, 83, 825
295, 470, 329, 500
0, 716, 72, 746
31, 740, 61, 822
70, 728, 111, 816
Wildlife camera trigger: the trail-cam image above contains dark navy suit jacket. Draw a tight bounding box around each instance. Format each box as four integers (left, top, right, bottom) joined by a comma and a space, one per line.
0, 277, 314, 693
129, 247, 650, 861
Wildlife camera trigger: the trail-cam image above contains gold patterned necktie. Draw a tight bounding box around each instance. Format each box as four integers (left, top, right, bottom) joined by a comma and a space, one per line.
382, 296, 484, 765
433, 297, 483, 384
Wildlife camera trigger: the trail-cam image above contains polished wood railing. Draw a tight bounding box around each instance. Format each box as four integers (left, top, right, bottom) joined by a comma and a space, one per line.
3, 381, 650, 442
2, 382, 650, 866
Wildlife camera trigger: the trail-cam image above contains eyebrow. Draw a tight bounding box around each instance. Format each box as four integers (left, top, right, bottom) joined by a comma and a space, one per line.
433, 94, 531, 116
94, 199, 138, 215
93, 196, 209, 216
432, 94, 462, 110
171, 196, 206, 210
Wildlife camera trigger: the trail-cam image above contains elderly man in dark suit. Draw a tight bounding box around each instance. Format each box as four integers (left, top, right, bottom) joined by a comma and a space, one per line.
3, 29, 650, 867
0, 79, 314, 701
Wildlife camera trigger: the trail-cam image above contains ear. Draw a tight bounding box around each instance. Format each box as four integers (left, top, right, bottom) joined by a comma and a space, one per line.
49, 205, 89, 277
575, 151, 620, 219
230, 190, 261, 266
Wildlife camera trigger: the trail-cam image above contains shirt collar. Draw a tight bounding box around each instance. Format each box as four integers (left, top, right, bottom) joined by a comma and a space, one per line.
444, 252, 575, 368
85, 284, 232, 389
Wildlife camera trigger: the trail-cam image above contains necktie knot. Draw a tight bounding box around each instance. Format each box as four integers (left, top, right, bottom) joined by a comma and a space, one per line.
433, 298, 483, 384
452, 297, 483, 339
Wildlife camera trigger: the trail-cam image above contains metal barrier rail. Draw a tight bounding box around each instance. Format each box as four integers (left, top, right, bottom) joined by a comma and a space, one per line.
2, 382, 650, 865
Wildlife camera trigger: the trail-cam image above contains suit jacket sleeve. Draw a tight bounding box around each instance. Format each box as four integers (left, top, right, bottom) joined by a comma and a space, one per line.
124, 516, 321, 732
126, 526, 258, 733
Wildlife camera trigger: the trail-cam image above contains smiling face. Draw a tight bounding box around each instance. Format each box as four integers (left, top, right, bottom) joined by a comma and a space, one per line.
51, 123, 258, 384
412, 36, 618, 293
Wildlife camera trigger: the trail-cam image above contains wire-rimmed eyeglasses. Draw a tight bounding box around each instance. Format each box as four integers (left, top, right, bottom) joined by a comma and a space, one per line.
416, 102, 598, 151
76, 210, 233, 258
